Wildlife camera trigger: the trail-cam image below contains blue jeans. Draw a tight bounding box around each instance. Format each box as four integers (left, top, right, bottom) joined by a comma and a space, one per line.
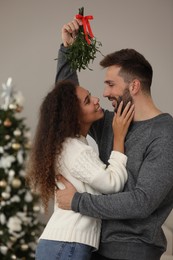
36, 239, 93, 260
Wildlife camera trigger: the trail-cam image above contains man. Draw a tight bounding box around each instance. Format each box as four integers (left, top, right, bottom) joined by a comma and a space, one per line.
56, 19, 173, 260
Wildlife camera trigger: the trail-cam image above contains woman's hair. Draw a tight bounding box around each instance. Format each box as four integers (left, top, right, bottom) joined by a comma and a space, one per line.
26, 80, 81, 211
100, 48, 153, 94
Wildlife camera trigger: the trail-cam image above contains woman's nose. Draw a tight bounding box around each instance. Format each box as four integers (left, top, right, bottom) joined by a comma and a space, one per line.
93, 96, 99, 104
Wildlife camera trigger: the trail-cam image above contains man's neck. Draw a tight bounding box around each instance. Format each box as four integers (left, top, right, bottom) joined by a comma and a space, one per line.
133, 96, 162, 121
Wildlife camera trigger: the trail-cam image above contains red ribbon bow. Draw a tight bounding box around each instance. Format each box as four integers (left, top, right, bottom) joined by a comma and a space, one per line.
76, 14, 94, 44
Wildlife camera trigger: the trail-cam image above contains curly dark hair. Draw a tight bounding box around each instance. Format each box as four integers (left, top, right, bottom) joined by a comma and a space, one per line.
26, 80, 81, 211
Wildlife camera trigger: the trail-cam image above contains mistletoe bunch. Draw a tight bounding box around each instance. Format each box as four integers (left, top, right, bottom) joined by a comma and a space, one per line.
66, 7, 102, 71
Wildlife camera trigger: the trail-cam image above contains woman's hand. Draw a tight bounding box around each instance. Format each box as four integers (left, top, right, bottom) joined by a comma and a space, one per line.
112, 101, 135, 153
61, 18, 82, 47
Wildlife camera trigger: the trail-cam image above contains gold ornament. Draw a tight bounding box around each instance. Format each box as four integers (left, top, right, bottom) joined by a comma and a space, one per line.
12, 143, 21, 150
11, 178, 22, 188
20, 244, 29, 251
3, 118, 12, 127
0, 180, 7, 188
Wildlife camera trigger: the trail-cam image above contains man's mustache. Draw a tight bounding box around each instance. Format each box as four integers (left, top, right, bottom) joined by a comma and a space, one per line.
108, 96, 123, 112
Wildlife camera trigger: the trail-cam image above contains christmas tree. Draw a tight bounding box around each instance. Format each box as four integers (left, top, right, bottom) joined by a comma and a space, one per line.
0, 78, 43, 259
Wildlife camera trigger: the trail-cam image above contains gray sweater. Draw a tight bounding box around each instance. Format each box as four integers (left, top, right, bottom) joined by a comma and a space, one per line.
56, 45, 173, 260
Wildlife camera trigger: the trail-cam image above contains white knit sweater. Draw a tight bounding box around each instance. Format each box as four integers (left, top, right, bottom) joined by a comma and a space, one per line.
40, 136, 127, 250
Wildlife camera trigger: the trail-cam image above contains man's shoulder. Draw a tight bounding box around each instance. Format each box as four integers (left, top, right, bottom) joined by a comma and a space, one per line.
60, 137, 91, 166
151, 113, 173, 140
154, 113, 173, 130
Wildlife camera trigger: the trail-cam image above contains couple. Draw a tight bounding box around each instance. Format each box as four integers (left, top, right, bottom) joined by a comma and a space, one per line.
26, 18, 173, 260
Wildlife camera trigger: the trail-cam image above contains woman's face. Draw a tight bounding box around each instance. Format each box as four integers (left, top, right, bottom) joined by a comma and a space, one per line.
76, 86, 104, 129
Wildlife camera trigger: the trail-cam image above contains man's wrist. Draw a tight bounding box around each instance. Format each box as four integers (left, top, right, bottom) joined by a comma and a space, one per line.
60, 43, 69, 52
71, 192, 82, 212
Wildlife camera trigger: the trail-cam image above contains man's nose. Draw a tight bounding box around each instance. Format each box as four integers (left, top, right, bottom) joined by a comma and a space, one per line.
103, 86, 110, 97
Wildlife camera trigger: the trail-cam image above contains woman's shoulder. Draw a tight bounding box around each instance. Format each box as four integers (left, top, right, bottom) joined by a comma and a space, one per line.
62, 137, 90, 156
60, 137, 94, 167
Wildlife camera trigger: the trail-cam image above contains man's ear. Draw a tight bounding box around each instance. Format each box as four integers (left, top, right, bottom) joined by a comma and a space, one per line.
129, 79, 141, 95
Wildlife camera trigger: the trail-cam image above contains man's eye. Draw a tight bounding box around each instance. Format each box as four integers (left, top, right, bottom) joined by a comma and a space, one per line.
106, 83, 113, 87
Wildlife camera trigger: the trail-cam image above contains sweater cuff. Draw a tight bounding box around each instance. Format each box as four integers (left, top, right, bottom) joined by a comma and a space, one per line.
60, 43, 69, 53
71, 192, 82, 212
110, 151, 127, 164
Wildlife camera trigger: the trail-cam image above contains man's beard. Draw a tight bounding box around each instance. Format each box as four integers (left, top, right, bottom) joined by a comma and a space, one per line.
114, 88, 133, 113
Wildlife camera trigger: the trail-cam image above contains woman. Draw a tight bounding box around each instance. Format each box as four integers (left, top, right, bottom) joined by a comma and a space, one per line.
26, 80, 134, 260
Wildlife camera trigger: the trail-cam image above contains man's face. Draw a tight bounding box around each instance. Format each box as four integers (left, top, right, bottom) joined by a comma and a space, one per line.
103, 65, 133, 112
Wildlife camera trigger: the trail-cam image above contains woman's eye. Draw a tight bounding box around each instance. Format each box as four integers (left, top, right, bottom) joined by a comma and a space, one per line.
86, 98, 90, 104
